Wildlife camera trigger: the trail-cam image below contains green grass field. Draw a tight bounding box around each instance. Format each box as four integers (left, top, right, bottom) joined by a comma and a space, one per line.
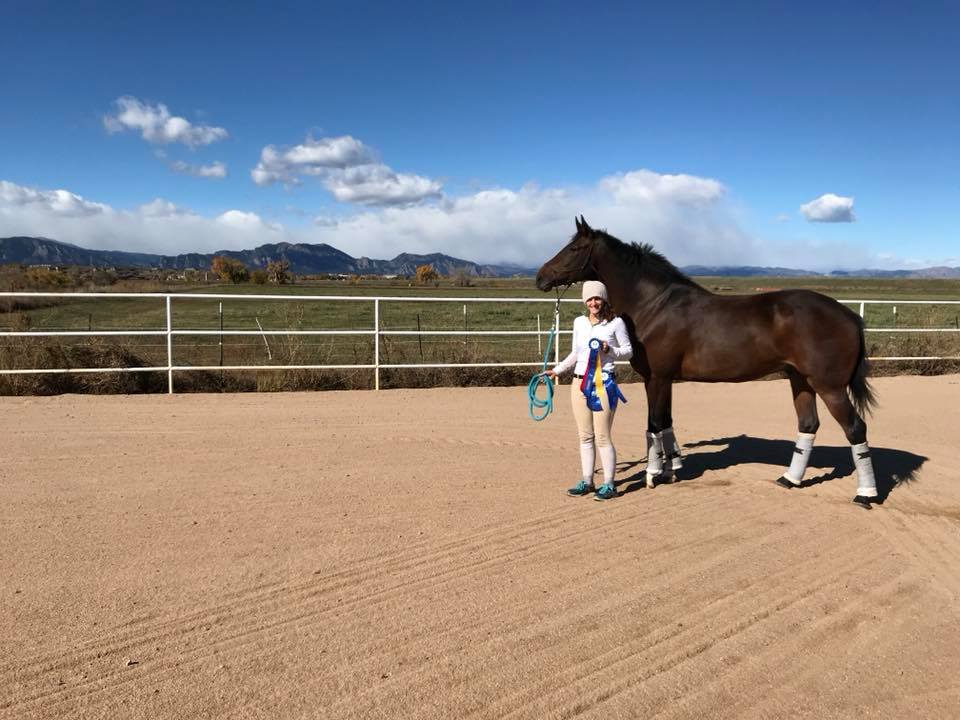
2, 275, 959, 393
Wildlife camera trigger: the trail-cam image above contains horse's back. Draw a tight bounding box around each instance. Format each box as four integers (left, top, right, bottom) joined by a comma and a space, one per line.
672, 288, 862, 382
763, 289, 861, 330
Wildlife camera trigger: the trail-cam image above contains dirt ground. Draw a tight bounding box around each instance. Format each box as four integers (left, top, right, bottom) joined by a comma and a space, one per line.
2, 375, 959, 719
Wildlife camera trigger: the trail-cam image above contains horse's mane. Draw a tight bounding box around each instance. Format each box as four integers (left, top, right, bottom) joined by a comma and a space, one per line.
594, 229, 702, 289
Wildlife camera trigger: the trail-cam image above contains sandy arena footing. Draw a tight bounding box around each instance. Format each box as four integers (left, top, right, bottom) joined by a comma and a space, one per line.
2, 375, 960, 719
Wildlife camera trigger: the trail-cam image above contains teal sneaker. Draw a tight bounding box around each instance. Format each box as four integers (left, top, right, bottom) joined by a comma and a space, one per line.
566, 480, 595, 496
593, 483, 618, 501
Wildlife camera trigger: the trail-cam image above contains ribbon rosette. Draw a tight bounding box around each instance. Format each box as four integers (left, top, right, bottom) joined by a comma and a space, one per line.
580, 338, 627, 412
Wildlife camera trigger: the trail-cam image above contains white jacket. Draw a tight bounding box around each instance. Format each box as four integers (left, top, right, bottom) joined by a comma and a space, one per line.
554, 315, 633, 376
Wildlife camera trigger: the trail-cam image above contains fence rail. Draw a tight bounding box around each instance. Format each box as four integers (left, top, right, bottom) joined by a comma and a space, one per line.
2, 291, 959, 393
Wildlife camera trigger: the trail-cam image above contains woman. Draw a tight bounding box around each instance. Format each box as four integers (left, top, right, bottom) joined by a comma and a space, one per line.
544, 280, 633, 500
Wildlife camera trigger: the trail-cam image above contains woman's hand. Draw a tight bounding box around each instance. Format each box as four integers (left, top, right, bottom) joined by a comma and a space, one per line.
543, 369, 558, 379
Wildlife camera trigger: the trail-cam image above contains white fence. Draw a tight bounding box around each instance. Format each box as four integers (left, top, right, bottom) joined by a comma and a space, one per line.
1, 292, 959, 394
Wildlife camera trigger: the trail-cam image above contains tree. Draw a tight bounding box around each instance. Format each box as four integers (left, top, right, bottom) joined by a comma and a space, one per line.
211, 256, 249, 284
251, 270, 268, 285
415, 264, 438, 284
25, 267, 71, 289
450, 266, 473, 287
266, 259, 290, 284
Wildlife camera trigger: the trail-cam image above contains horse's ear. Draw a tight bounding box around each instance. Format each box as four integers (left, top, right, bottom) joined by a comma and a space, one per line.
579, 215, 592, 233
575, 216, 582, 232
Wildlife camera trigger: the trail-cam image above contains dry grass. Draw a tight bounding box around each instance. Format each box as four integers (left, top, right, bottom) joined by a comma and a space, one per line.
0, 323, 955, 396
2, 274, 958, 395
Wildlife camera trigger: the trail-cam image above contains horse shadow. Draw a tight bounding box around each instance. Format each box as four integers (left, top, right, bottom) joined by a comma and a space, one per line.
616, 434, 927, 503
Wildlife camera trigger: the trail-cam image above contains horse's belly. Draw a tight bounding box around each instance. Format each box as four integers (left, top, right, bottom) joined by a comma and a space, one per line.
678, 346, 785, 382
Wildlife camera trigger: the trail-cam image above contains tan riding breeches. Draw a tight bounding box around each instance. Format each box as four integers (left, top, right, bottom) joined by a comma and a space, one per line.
569, 380, 617, 447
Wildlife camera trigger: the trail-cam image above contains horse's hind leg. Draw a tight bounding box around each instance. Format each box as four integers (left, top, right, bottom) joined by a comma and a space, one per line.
818, 387, 878, 506
776, 372, 820, 489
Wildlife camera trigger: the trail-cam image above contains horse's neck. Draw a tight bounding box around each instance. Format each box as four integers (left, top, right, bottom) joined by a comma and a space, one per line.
593, 246, 710, 333
593, 252, 667, 309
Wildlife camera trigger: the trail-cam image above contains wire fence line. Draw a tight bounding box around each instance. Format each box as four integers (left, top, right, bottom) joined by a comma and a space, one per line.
1, 291, 959, 393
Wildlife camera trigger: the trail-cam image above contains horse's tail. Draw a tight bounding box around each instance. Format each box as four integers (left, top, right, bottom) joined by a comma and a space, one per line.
848, 316, 877, 418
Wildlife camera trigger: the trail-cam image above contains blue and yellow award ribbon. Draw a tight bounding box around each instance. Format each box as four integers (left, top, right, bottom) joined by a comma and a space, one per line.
580, 338, 627, 412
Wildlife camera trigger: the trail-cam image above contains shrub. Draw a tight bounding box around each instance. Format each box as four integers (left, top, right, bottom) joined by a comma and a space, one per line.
211, 256, 249, 284
415, 264, 438, 284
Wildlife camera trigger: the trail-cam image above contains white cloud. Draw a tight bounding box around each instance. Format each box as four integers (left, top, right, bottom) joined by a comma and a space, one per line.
800, 193, 855, 222
170, 159, 227, 179
322, 165, 442, 206
0, 180, 280, 254
137, 199, 192, 218
304, 172, 757, 267
251, 134, 441, 206
104, 96, 228, 148
286, 136, 374, 169
0, 180, 107, 217
215, 210, 279, 233
0, 174, 918, 271
251, 136, 376, 186
600, 170, 724, 205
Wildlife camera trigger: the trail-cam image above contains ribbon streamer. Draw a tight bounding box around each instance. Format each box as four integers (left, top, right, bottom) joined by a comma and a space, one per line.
580, 338, 627, 412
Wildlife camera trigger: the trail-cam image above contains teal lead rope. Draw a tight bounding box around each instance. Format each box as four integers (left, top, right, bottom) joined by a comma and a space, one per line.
528, 297, 562, 421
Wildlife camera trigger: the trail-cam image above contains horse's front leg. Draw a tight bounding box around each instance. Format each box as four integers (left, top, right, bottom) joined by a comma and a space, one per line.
644, 376, 673, 488
659, 387, 684, 482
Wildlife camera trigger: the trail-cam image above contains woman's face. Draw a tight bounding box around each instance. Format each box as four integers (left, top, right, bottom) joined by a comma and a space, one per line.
585, 296, 604, 315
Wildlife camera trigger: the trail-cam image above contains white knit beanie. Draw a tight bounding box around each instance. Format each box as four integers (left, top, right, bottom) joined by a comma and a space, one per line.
581, 280, 608, 303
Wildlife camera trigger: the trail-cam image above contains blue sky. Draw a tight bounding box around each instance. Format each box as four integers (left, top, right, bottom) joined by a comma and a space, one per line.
1, 1, 957, 269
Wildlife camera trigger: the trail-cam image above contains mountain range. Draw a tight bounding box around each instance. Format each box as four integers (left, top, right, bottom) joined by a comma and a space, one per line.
0, 236, 533, 278
2, 235, 960, 279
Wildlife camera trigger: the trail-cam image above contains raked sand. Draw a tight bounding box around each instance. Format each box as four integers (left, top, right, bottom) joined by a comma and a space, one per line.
2, 375, 959, 719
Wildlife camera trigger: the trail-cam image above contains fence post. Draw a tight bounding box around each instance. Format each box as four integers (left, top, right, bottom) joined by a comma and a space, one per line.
166, 295, 174, 394
374, 298, 380, 391
859, 301, 865, 318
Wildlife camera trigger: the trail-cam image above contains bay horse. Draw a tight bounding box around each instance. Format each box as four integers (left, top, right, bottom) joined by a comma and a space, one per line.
536, 216, 880, 506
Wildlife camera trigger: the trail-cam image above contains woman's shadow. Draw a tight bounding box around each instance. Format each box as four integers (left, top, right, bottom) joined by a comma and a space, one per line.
617, 435, 926, 503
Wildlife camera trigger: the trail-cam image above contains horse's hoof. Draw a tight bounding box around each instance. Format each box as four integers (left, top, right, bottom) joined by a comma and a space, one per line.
645, 475, 657, 489
852, 495, 876, 509
775, 476, 797, 490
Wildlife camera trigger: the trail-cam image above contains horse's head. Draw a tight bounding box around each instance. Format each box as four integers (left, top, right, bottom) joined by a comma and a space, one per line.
535, 215, 599, 291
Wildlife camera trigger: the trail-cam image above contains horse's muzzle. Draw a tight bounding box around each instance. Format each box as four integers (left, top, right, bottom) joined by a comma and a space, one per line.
535, 273, 554, 291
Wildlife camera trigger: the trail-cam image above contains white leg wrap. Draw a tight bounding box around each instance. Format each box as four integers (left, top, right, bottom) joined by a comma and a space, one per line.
660, 427, 683, 471
598, 445, 616, 485
852, 442, 878, 498
784, 432, 816, 485
645, 431, 664, 482
579, 442, 595, 484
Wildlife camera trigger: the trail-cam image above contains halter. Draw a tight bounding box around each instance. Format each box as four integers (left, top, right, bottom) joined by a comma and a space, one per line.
572, 236, 595, 285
